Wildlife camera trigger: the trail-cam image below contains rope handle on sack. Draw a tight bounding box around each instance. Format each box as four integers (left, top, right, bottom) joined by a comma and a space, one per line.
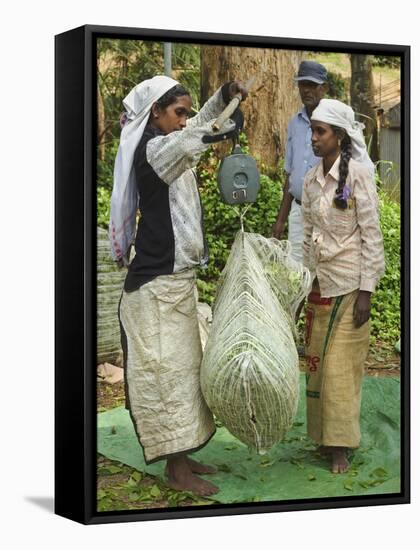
232, 204, 252, 233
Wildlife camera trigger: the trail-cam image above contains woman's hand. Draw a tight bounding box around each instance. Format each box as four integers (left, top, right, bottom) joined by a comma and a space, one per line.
272, 219, 286, 240
228, 81, 249, 101
353, 290, 372, 328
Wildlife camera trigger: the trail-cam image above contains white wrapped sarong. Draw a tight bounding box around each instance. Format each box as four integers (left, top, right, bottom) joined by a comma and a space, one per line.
119, 271, 215, 463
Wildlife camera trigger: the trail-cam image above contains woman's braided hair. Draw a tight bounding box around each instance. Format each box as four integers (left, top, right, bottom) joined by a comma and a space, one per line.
332, 126, 352, 209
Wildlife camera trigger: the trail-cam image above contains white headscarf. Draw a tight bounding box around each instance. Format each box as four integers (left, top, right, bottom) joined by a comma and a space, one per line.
311, 98, 375, 176
109, 75, 179, 262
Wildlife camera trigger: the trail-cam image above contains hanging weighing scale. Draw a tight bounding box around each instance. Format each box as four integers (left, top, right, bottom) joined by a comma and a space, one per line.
202, 77, 260, 206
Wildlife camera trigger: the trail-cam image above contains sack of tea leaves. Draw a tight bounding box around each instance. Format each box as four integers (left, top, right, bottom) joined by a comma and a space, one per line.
97, 227, 127, 365
200, 231, 311, 453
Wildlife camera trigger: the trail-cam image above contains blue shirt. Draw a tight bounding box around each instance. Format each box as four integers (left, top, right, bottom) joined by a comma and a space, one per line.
284, 107, 320, 202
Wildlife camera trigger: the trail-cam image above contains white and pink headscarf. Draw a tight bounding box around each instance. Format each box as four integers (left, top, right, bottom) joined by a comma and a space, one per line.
109, 75, 178, 262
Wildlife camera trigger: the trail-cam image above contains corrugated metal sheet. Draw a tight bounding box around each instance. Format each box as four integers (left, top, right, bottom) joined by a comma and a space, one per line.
379, 127, 400, 202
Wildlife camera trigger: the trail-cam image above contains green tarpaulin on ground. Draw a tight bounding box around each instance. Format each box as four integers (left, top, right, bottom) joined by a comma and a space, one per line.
97, 375, 401, 503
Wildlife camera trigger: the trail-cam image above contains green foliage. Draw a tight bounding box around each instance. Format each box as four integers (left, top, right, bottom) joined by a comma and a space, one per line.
172, 44, 201, 111
370, 190, 400, 346
97, 186, 111, 229
98, 140, 119, 193
373, 55, 401, 69
326, 70, 348, 102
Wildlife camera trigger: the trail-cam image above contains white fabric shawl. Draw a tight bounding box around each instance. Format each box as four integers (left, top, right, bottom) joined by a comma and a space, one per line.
311, 99, 375, 176
109, 75, 179, 262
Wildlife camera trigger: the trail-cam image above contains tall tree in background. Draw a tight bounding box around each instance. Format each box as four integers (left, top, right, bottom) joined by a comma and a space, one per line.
350, 54, 379, 162
97, 82, 106, 162
201, 46, 303, 172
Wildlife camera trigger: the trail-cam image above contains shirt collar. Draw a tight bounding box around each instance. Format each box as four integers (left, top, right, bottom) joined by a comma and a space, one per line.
315, 155, 341, 187
329, 155, 341, 181
298, 106, 311, 123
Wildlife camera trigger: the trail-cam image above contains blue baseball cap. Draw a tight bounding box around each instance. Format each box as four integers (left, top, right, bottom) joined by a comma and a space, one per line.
295, 61, 328, 84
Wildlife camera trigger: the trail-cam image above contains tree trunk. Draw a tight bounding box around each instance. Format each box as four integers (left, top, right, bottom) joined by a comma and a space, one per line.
201, 46, 303, 173
97, 81, 106, 161
350, 55, 379, 162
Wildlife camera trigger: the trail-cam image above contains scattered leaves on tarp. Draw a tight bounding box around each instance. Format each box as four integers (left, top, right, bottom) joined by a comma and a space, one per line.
224, 444, 239, 451
290, 457, 305, 470
370, 467, 389, 478
260, 457, 275, 468
96, 455, 216, 511
344, 478, 355, 491
357, 466, 390, 489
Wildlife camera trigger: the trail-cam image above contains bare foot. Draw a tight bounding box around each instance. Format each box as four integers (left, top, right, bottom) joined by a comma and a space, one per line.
317, 445, 332, 456
166, 455, 219, 496
164, 457, 217, 476
330, 447, 349, 474
187, 457, 218, 474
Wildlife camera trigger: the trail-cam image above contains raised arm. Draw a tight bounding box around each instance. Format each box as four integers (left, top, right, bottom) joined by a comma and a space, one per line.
187, 81, 248, 129
186, 86, 227, 129
146, 118, 235, 185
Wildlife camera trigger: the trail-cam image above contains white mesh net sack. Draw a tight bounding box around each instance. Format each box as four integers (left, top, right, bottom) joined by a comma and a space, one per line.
97, 227, 127, 365
200, 230, 312, 454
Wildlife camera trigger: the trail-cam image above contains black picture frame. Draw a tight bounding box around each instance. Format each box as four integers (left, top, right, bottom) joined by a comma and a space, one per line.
55, 24, 410, 525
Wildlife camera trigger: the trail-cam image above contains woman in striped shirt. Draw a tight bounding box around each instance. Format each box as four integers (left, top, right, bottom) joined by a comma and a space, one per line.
301, 99, 385, 474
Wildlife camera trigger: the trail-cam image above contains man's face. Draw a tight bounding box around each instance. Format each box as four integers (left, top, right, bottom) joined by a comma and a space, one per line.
310, 121, 339, 158
153, 95, 193, 135
298, 80, 327, 111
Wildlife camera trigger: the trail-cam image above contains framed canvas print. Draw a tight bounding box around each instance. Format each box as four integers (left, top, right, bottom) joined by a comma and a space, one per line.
55, 24, 410, 525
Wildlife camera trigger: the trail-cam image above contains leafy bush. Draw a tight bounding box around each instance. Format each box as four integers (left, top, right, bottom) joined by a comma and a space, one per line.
373, 55, 400, 68
97, 186, 111, 229
370, 190, 401, 346
98, 141, 119, 193
326, 70, 348, 103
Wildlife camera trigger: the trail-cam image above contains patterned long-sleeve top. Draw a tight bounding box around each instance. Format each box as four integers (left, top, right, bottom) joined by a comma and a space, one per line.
124, 86, 231, 292
301, 156, 385, 298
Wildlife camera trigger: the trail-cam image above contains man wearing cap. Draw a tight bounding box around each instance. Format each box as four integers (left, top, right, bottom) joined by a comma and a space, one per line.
272, 61, 328, 263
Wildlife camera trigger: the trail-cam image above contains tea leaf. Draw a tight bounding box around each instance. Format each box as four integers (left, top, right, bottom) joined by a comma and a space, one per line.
344, 479, 354, 491
370, 467, 389, 478
150, 485, 161, 498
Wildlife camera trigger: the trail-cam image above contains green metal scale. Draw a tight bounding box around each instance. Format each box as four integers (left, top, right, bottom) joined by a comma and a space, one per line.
217, 143, 260, 205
